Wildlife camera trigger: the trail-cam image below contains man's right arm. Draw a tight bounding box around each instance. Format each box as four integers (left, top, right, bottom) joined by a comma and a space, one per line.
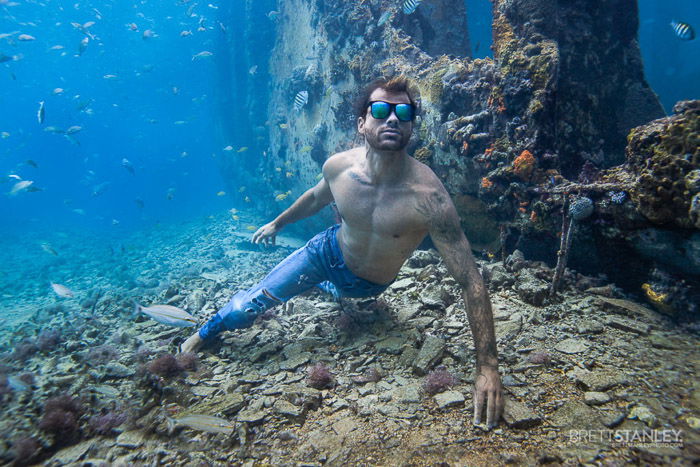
252, 158, 337, 244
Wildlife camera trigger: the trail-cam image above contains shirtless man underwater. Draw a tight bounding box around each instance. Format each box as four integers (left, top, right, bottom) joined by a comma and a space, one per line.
181, 76, 504, 428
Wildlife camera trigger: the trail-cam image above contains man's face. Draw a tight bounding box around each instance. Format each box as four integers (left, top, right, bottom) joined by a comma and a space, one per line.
358, 88, 413, 152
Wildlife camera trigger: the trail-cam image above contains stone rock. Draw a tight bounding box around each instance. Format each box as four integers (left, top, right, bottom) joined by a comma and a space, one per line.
419, 284, 448, 308
375, 336, 406, 355
191, 386, 217, 397
649, 334, 684, 350
237, 408, 266, 424
577, 320, 604, 334
628, 405, 657, 427
273, 399, 303, 419
514, 270, 549, 306
103, 362, 134, 378
434, 390, 465, 409
496, 318, 522, 341
413, 335, 445, 375
554, 338, 588, 354
249, 342, 282, 362
550, 400, 603, 431
49, 439, 97, 464
583, 391, 611, 406
605, 317, 650, 335
502, 398, 542, 429
389, 278, 414, 291
395, 302, 422, 323
279, 352, 312, 371
570, 367, 630, 391
116, 430, 147, 449
390, 384, 421, 404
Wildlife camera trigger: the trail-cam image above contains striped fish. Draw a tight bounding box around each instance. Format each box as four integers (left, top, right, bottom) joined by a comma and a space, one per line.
166, 414, 235, 435
133, 302, 197, 327
670, 20, 695, 41
293, 90, 308, 111
51, 282, 75, 298
402, 0, 422, 15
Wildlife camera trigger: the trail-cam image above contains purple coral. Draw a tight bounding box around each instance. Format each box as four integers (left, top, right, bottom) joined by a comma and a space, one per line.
306, 363, 334, 389
39, 394, 84, 442
36, 329, 63, 352
12, 339, 38, 362
422, 366, 457, 396
147, 354, 183, 378
11, 436, 42, 466
175, 352, 198, 372
88, 410, 128, 436
87, 345, 120, 365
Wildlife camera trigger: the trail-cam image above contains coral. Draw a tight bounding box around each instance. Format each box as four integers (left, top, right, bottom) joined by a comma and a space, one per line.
147, 354, 183, 378
578, 160, 600, 184
335, 312, 360, 336
88, 410, 128, 436
87, 345, 120, 365
39, 409, 79, 439
422, 366, 457, 396
44, 394, 83, 416
175, 352, 198, 372
12, 339, 38, 362
414, 146, 433, 163
11, 436, 42, 466
569, 197, 594, 221
306, 363, 333, 389
36, 329, 62, 352
512, 150, 536, 181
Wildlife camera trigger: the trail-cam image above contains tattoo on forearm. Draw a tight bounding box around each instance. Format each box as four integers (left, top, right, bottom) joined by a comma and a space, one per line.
414, 191, 461, 244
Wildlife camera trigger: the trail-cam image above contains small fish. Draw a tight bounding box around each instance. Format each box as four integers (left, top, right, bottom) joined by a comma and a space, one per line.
40, 243, 58, 256
180, 30, 192, 37
377, 10, 393, 26
0, 132, 9, 138
216, 191, 226, 196
192, 51, 213, 60
51, 282, 75, 298
223, 145, 234, 151
103, 74, 118, 79
37, 101, 45, 124
122, 158, 135, 175
293, 90, 308, 111
9, 180, 33, 195
238, 186, 246, 192
279, 123, 288, 129
72, 208, 85, 215
402, 0, 422, 14
17, 34, 36, 41
237, 146, 248, 153
267, 10, 280, 20
66, 125, 82, 134
25, 159, 38, 168
78, 36, 89, 55
299, 145, 312, 153
133, 302, 197, 327
142, 29, 157, 40
229, 208, 238, 215
112, 219, 120, 225
248, 65, 257, 75
49, 45, 64, 50
0, 53, 18, 63
52, 87, 64, 95
128, 23, 138, 31
44, 126, 64, 134
246, 225, 257, 231
244, 196, 251, 202
670, 20, 695, 41
166, 414, 234, 435
275, 190, 292, 201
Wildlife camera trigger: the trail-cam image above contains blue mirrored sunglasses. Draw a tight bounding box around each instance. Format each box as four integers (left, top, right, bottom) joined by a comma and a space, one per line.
367, 100, 415, 122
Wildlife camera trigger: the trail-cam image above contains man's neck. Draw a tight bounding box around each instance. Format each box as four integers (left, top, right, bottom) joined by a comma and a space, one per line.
362, 145, 408, 185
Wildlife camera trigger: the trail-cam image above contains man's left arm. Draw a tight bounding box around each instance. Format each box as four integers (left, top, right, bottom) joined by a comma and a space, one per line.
415, 188, 504, 428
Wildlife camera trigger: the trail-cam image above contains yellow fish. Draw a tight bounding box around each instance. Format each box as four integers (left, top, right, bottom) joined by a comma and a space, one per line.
237, 147, 248, 153
279, 123, 288, 129
285, 171, 294, 178
275, 190, 292, 201
299, 145, 312, 153
232, 215, 240, 221
216, 191, 226, 196
246, 225, 257, 231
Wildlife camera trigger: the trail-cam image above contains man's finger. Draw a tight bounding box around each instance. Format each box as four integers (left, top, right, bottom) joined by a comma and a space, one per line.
473, 388, 485, 425
486, 390, 495, 428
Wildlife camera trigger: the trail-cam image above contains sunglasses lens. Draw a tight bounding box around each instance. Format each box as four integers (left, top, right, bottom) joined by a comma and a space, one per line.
395, 104, 414, 121
370, 102, 390, 119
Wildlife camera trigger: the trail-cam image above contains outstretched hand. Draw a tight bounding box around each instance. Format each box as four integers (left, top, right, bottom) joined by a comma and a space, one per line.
252, 221, 280, 246
473, 366, 504, 429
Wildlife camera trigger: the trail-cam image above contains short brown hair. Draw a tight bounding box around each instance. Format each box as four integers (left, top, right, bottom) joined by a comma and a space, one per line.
354, 76, 419, 120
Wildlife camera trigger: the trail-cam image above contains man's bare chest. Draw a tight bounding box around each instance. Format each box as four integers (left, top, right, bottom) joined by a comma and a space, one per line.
330, 173, 424, 237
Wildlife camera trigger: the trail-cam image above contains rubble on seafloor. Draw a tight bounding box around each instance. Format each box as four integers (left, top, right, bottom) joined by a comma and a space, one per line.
0, 222, 698, 466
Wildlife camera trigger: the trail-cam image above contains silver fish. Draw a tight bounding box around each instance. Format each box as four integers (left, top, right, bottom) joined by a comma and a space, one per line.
78, 36, 89, 55
37, 101, 45, 124
378, 10, 393, 26
9, 180, 33, 195
66, 125, 82, 135
192, 51, 213, 60
293, 90, 308, 111
134, 302, 196, 327
166, 414, 234, 435
402, 0, 422, 14
51, 282, 75, 298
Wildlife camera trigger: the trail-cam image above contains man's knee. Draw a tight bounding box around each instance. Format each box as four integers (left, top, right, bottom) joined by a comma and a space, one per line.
219, 287, 282, 330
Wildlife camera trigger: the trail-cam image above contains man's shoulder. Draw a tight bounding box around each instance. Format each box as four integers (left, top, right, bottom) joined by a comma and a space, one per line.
408, 157, 444, 190
323, 148, 360, 176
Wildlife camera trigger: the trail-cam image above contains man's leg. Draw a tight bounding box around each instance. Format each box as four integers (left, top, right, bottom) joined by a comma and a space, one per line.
182, 238, 327, 352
